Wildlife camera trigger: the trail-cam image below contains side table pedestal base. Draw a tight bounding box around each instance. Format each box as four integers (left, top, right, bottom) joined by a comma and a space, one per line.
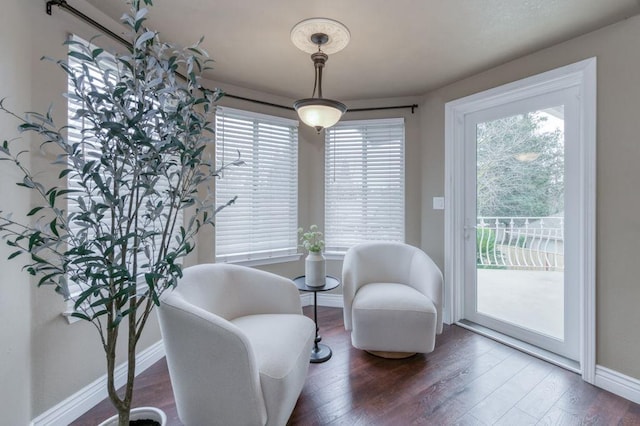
310, 343, 332, 363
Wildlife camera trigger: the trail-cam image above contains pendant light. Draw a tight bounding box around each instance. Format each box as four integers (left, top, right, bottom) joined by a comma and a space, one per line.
291, 18, 350, 133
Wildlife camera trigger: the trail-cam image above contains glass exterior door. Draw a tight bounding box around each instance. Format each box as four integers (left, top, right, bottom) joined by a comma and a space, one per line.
463, 89, 579, 360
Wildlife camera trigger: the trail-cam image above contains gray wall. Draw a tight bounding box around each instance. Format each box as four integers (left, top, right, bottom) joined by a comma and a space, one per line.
0, 1, 33, 424
2, 1, 640, 423
419, 14, 640, 380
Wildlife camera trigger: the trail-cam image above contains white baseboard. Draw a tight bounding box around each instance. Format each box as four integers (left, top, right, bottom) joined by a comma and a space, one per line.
33, 295, 342, 425
31, 340, 165, 426
595, 365, 640, 405
300, 293, 344, 308
317, 293, 343, 308
300, 293, 313, 306
301, 294, 640, 406
29, 309, 640, 424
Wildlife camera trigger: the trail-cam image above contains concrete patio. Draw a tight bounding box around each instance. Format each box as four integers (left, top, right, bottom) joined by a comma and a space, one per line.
477, 269, 564, 339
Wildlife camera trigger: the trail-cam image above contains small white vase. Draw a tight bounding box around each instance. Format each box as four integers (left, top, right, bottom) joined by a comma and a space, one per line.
305, 251, 326, 287
97, 407, 167, 426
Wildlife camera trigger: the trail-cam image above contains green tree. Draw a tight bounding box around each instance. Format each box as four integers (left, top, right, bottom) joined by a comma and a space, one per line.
0, 1, 238, 424
476, 112, 564, 218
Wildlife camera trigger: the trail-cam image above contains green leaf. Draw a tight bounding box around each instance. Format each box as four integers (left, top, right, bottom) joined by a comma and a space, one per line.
8, 250, 22, 260
50, 219, 59, 237
28, 232, 41, 249
113, 85, 127, 98
68, 51, 93, 62
38, 272, 59, 287
135, 7, 148, 22
100, 122, 124, 131
91, 48, 104, 59
27, 207, 44, 216
21, 176, 35, 188
58, 168, 73, 179
135, 31, 155, 49
70, 312, 91, 322
134, 8, 148, 32
56, 189, 79, 196
74, 289, 96, 309
92, 309, 108, 319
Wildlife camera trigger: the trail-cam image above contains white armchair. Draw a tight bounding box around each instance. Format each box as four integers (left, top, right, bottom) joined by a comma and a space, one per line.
157, 263, 315, 426
342, 242, 443, 358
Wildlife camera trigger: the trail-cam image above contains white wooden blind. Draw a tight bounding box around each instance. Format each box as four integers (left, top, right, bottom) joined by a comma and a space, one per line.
215, 106, 298, 263
66, 35, 182, 278
67, 34, 115, 262
324, 118, 405, 254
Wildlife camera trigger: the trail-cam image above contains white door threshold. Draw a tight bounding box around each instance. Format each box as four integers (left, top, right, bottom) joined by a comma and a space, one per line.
456, 319, 580, 373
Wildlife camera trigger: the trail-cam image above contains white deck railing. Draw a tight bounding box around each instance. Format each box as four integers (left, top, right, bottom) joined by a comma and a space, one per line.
477, 216, 564, 271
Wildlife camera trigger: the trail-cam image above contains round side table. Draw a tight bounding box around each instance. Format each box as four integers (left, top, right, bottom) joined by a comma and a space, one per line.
292, 275, 340, 363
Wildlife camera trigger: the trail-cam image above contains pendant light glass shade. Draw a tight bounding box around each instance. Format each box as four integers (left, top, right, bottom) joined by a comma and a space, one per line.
294, 98, 347, 132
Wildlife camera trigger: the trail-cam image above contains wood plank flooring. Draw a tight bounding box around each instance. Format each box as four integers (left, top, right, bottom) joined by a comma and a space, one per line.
72, 307, 640, 425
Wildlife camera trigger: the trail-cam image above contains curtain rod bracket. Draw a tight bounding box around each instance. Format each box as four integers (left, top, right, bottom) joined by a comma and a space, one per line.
46, 0, 66, 16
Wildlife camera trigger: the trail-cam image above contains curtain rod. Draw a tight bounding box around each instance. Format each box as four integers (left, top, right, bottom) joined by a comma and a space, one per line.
45, 0, 418, 114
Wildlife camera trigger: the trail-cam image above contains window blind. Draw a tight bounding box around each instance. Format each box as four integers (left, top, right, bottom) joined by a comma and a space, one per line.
324, 118, 405, 254
215, 106, 298, 263
66, 34, 116, 277
66, 35, 182, 284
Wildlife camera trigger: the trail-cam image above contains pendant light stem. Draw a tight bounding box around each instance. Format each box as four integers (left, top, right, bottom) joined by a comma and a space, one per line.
317, 65, 323, 98
311, 50, 328, 99
312, 66, 318, 98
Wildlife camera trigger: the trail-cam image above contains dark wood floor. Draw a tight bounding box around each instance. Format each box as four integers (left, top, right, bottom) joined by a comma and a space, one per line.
73, 306, 640, 425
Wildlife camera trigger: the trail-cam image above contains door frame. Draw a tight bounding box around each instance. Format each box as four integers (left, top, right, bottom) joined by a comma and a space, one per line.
444, 58, 596, 382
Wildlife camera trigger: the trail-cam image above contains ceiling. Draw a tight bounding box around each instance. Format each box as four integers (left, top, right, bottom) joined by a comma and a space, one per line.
83, 0, 640, 101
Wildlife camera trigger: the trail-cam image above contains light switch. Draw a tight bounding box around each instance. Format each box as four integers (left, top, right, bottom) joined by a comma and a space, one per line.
433, 197, 445, 210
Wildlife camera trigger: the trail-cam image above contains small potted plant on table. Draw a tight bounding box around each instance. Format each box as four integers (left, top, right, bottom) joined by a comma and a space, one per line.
299, 224, 326, 287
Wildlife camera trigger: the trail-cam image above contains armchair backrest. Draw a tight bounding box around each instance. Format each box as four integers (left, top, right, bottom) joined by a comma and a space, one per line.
342, 242, 443, 332
343, 242, 417, 287
157, 263, 303, 425
172, 263, 303, 320
158, 291, 267, 425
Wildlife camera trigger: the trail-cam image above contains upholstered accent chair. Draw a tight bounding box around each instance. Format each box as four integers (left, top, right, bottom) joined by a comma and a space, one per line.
157, 263, 315, 426
342, 242, 443, 358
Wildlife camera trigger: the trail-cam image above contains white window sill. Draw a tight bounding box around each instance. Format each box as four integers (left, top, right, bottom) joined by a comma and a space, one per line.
217, 253, 302, 267
323, 252, 346, 261
63, 299, 83, 324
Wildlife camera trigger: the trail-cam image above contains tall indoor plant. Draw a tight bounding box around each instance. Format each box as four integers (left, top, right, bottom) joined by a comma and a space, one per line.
0, 0, 236, 424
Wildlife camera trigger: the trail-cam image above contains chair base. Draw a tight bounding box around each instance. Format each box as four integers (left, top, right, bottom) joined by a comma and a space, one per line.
365, 350, 417, 359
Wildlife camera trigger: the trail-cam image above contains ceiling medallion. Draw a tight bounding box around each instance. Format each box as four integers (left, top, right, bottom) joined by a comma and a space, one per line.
290, 17, 351, 55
